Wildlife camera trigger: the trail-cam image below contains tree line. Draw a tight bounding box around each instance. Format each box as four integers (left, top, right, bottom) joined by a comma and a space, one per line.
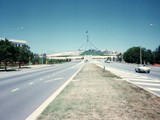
122, 45, 160, 64
0, 39, 72, 71
0, 39, 32, 70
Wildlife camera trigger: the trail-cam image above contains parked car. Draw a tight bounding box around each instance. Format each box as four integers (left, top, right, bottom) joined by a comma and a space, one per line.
135, 65, 150, 73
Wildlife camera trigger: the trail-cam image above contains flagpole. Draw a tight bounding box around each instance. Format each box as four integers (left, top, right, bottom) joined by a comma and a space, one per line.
86, 31, 89, 51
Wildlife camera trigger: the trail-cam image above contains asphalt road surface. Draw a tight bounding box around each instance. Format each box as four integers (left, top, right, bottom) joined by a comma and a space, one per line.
98, 60, 160, 79
95, 60, 160, 96
0, 61, 83, 120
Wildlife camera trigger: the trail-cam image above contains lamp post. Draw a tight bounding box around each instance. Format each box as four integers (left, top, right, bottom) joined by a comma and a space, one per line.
140, 46, 142, 65
42, 55, 44, 64
29, 57, 31, 66
41, 54, 44, 64
121, 52, 124, 62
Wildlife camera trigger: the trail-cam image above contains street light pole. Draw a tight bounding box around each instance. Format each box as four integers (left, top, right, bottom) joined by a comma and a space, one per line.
29, 57, 31, 66
42, 56, 43, 64
121, 52, 124, 62
140, 46, 142, 65
41, 54, 44, 64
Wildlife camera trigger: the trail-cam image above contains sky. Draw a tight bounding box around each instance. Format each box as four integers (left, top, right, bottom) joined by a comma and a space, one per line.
0, 0, 160, 54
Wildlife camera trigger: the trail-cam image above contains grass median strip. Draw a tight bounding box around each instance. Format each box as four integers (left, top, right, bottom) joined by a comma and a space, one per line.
37, 63, 160, 120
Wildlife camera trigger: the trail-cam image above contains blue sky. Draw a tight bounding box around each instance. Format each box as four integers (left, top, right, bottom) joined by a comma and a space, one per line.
0, 0, 160, 53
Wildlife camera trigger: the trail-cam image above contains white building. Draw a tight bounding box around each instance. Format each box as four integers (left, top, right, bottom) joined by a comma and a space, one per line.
0, 38, 27, 46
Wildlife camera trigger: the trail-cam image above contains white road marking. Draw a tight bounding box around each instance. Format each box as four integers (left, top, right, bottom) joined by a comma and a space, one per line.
26, 63, 84, 120
44, 78, 63, 83
129, 79, 160, 82
147, 88, 160, 91
123, 76, 148, 79
11, 88, 19, 92
29, 82, 34, 85
134, 82, 160, 86
95, 62, 160, 97
40, 78, 43, 81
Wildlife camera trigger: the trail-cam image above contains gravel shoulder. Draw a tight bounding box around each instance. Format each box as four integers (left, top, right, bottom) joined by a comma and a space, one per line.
38, 63, 160, 120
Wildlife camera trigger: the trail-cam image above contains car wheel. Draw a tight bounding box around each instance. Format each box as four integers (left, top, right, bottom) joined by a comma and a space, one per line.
147, 71, 150, 73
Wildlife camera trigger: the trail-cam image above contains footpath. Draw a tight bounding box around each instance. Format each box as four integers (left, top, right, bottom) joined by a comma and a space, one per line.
37, 63, 160, 120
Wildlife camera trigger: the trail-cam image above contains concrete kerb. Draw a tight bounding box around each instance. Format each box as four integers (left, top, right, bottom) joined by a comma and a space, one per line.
25, 63, 85, 120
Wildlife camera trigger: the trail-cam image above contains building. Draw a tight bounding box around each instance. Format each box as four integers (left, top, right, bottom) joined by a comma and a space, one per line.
47, 50, 118, 61
0, 38, 27, 47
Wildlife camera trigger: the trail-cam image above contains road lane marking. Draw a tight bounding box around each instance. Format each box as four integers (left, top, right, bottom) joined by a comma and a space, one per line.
44, 78, 63, 83
120, 75, 148, 79
134, 82, 160, 86
40, 78, 43, 81
29, 82, 34, 85
11, 88, 19, 92
129, 79, 160, 82
147, 88, 160, 91
26, 62, 84, 120
95, 62, 160, 97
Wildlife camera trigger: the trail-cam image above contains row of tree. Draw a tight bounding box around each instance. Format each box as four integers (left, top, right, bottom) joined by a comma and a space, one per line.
122, 45, 160, 64
0, 39, 32, 70
48, 59, 71, 64
0, 39, 72, 71
30, 54, 72, 64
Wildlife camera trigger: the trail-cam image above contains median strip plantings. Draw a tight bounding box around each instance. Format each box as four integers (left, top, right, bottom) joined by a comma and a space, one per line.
38, 63, 160, 120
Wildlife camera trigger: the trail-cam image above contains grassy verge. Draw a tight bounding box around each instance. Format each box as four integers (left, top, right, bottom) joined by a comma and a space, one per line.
38, 63, 160, 120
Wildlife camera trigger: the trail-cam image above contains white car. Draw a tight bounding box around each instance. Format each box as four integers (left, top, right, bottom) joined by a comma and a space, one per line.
104, 60, 110, 63
135, 65, 151, 73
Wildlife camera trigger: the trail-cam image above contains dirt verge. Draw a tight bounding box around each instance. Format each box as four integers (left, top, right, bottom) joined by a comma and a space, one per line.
38, 63, 160, 120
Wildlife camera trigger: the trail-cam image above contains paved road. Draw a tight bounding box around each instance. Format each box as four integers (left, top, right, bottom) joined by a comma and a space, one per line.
0, 61, 83, 120
98, 60, 160, 79
95, 60, 160, 96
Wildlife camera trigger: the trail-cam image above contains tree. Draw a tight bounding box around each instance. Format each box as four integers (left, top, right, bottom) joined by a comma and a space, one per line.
123, 47, 140, 64
156, 45, 160, 52
143, 49, 154, 64
0, 39, 36, 70
40, 53, 47, 64
153, 45, 160, 64
17, 45, 32, 68
116, 53, 122, 62
31, 54, 40, 64
123, 47, 153, 64
0, 39, 16, 70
